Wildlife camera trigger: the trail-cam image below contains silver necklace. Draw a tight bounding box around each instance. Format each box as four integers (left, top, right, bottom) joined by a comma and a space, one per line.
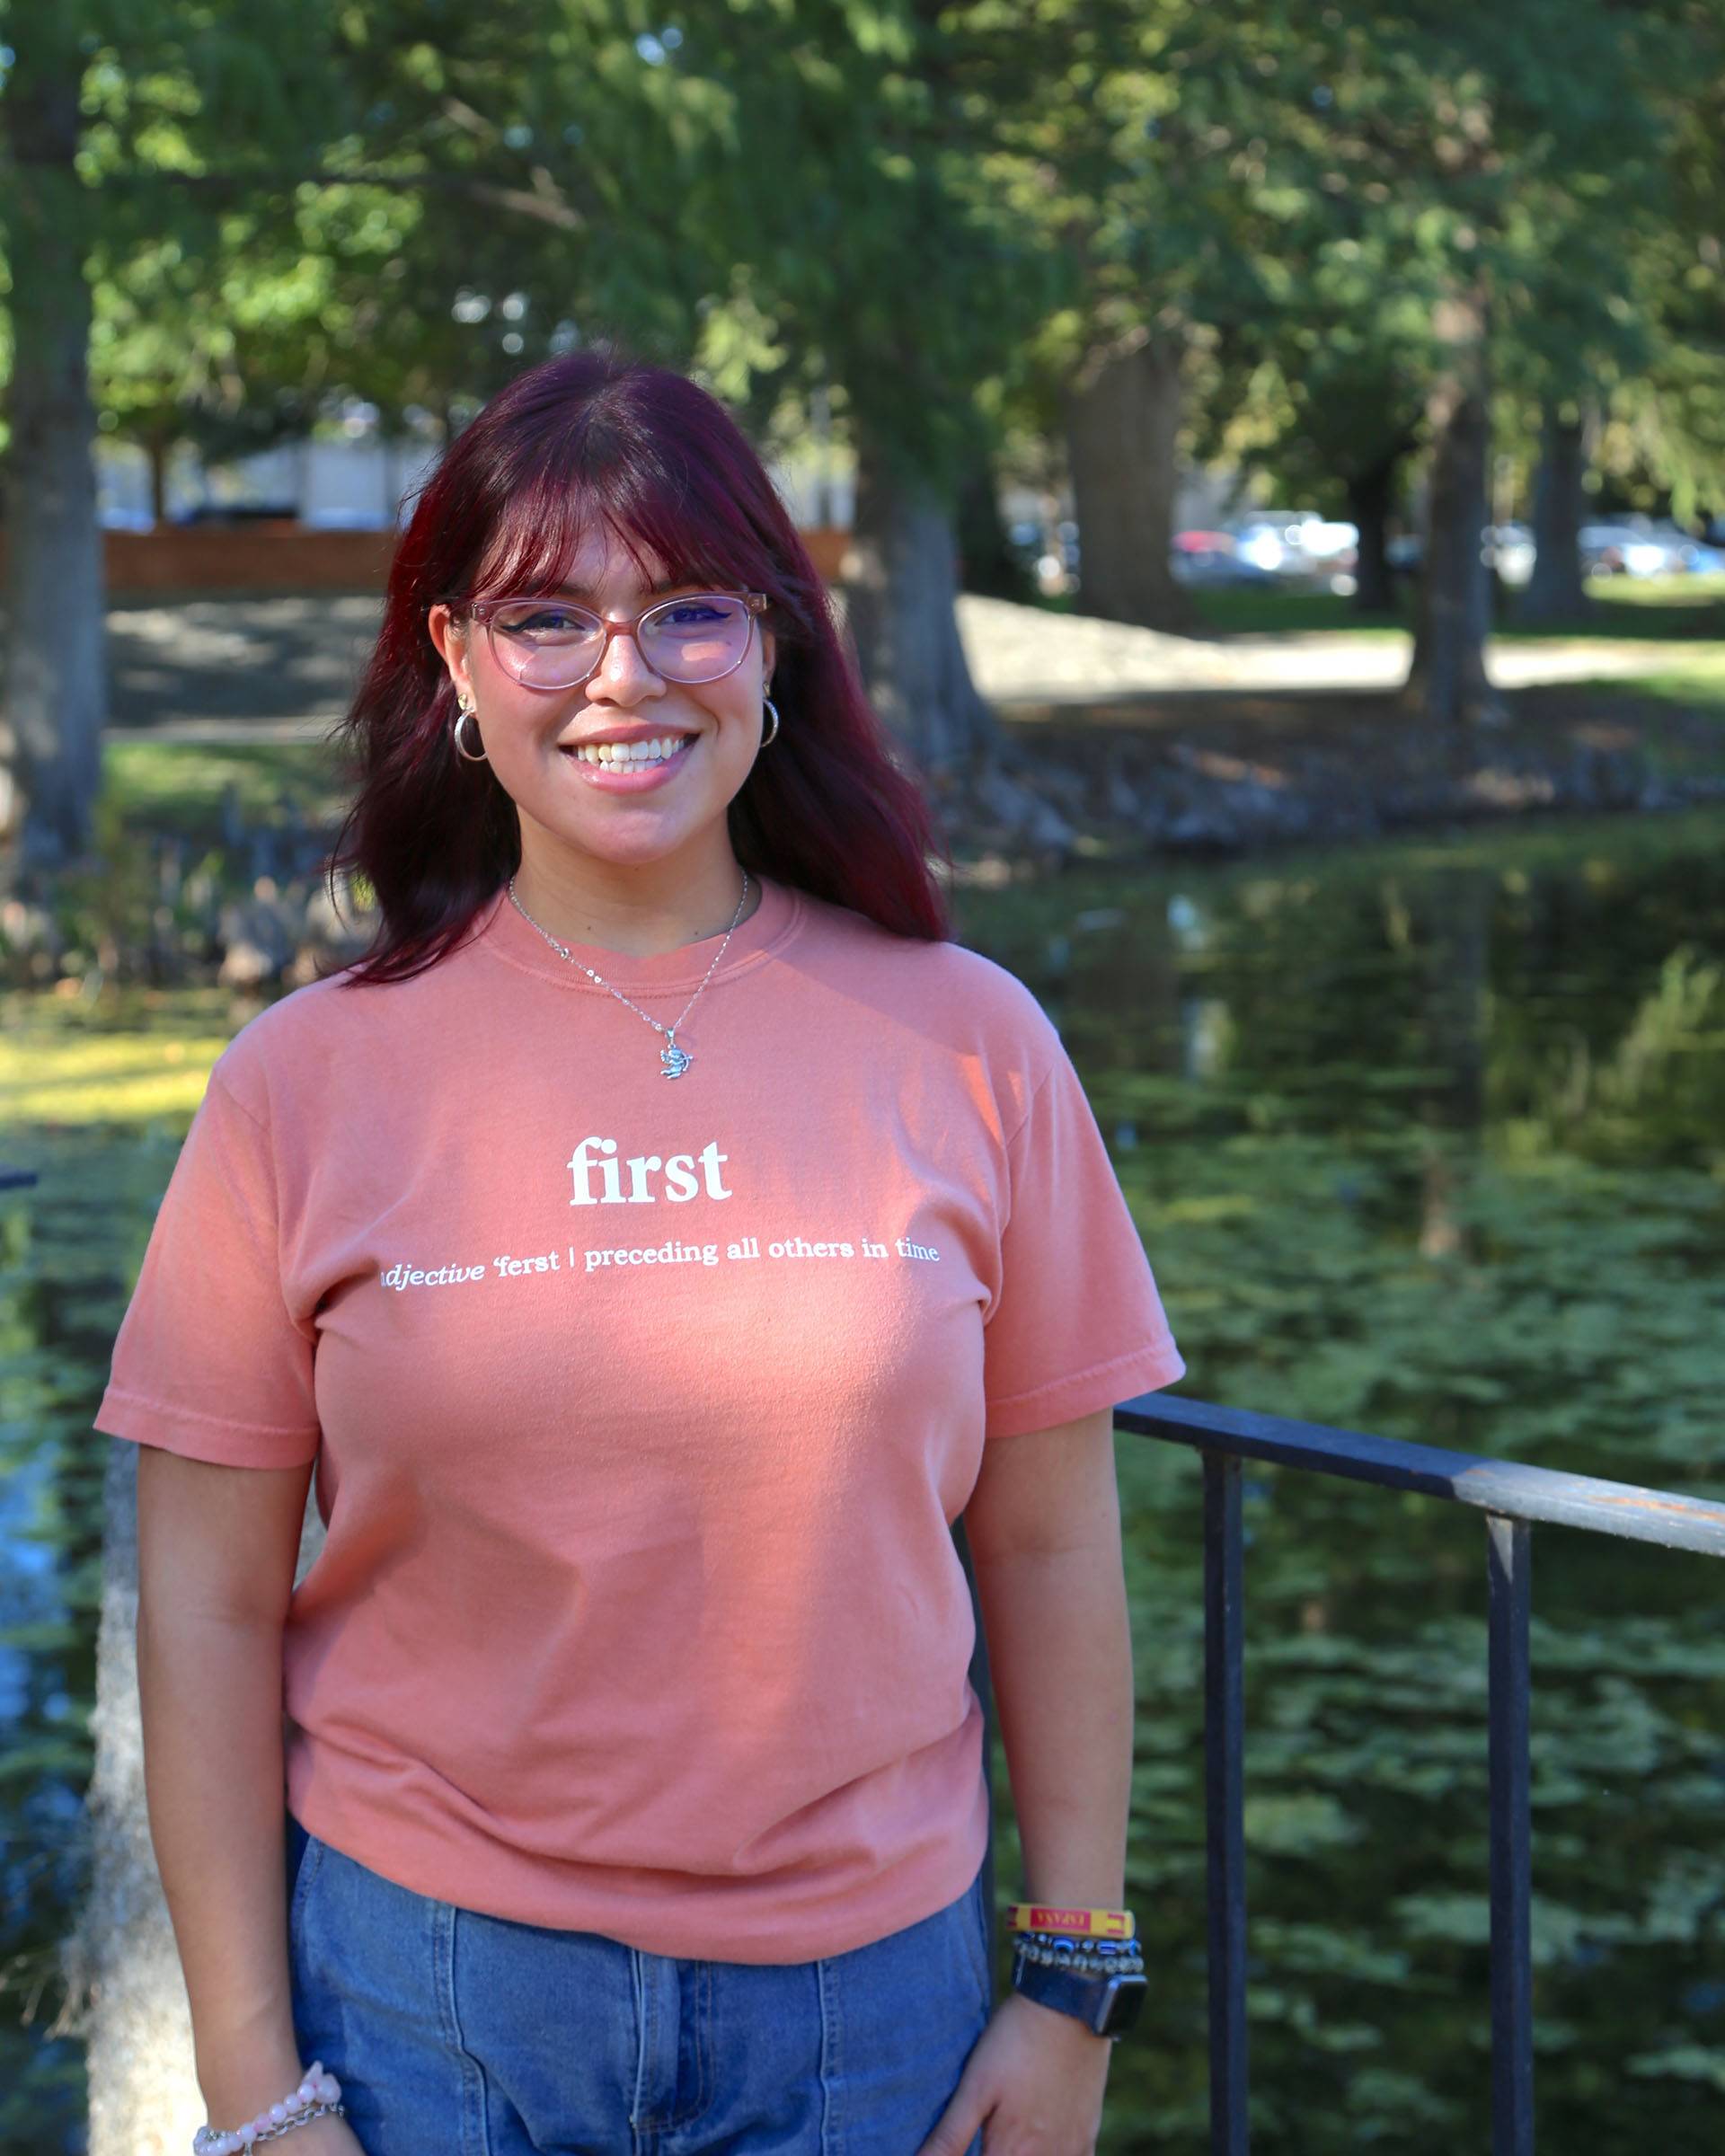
506, 871, 752, 1080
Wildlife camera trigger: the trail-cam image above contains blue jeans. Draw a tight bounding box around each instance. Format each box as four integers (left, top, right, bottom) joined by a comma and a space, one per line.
286, 1812, 992, 2155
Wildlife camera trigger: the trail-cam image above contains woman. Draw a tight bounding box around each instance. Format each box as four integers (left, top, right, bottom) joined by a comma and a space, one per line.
99, 350, 1184, 2156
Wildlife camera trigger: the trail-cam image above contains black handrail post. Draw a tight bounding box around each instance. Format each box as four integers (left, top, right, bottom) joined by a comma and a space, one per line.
1487, 1515, 1535, 2156
1204, 1453, 1249, 2155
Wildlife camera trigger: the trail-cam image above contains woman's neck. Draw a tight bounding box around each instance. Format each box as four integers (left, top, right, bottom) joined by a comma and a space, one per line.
509, 845, 758, 959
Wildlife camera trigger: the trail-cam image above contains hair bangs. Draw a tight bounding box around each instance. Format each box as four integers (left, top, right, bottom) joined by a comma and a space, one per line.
607, 462, 780, 604
467, 411, 775, 607
464, 457, 606, 602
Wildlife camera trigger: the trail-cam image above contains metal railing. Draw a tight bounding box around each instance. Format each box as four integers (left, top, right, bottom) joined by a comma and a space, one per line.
1111, 1392, 1725, 2156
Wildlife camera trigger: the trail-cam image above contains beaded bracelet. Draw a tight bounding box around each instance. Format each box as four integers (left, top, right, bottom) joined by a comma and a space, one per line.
191, 2063, 345, 2153
1013, 1930, 1146, 1979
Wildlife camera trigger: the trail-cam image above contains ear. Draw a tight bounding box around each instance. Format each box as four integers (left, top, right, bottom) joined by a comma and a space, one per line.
427, 604, 473, 704
760, 622, 776, 691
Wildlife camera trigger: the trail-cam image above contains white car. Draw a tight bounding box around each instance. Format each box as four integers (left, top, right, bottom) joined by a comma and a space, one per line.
1230, 511, 1358, 579
1580, 521, 1685, 577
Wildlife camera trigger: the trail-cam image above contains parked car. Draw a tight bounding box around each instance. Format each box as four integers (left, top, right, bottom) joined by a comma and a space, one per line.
1382, 524, 1559, 586
1580, 519, 1694, 577
1657, 526, 1725, 575
1230, 510, 1358, 581
1170, 529, 1278, 587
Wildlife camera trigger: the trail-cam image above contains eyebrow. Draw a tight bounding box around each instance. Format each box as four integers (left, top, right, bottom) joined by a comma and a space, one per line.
546, 577, 700, 600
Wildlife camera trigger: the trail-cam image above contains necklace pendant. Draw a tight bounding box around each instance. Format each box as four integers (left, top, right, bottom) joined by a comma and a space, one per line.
506, 870, 748, 1080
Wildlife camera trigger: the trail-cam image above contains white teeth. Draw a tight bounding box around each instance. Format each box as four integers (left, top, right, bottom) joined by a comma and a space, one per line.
572, 735, 689, 766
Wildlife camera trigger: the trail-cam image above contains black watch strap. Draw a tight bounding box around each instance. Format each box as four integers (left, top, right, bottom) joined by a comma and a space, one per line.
1010, 1953, 1148, 2039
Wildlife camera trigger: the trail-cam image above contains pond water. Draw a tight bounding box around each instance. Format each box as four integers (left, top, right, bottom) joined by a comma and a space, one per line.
5, 813, 1725, 2152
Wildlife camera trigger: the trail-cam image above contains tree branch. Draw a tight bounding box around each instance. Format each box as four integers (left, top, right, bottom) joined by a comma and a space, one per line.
98, 165, 587, 231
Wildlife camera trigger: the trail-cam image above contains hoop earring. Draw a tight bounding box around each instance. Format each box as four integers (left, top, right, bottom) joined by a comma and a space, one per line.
452, 701, 488, 764
760, 697, 781, 749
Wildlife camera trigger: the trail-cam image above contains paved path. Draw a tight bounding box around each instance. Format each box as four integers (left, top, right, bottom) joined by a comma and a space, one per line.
103, 592, 1714, 744
958, 597, 1712, 704
107, 594, 379, 740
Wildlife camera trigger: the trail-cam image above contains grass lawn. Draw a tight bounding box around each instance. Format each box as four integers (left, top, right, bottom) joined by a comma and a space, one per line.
1570, 644, 1725, 713
1502, 573, 1725, 641
100, 738, 349, 842
1187, 587, 1410, 636
0, 996, 230, 1122
1190, 575, 1725, 642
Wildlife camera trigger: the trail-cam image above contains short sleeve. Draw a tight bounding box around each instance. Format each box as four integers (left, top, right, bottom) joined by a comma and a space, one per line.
95, 1067, 320, 1467
982, 1044, 1184, 1439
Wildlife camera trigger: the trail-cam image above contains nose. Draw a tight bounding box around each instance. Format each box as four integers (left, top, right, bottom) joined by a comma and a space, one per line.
585, 620, 666, 702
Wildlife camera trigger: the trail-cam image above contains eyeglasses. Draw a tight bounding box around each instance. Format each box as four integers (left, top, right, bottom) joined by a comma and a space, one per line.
461, 590, 768, 692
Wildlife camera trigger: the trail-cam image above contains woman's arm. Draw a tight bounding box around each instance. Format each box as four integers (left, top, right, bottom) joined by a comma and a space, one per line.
135, 1445, 354, 2144
964, 1405, 1132, 1913
917, 1405, 1130, 2156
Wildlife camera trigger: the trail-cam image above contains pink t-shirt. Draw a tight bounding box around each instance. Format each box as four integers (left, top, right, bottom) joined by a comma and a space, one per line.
98, 875, 1183, 1959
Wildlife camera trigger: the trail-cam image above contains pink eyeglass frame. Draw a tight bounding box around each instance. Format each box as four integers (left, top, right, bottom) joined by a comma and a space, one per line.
458, 589, 769, 690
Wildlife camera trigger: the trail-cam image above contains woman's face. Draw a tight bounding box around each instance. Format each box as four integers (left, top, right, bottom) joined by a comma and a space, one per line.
429, 527, 775, 886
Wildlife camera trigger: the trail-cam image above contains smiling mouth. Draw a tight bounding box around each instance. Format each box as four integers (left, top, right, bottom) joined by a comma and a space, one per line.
561, 733, 696, 768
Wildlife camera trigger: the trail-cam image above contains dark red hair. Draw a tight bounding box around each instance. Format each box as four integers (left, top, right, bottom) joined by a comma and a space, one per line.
329, 349, 951, 982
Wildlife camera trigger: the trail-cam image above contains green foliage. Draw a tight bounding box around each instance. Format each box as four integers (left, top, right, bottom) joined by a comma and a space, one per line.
0, 1103, 188, 2149
8, 1, 1721, 537
35, 2, 376, 470
1160, 0, 1721, 518
959, 814, 1725, 2149
1628, 2046, 1725, 2094
101, 738, 344, 838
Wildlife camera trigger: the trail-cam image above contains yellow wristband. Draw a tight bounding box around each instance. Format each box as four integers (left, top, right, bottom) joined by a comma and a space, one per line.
1005, 1903, 1136, 1941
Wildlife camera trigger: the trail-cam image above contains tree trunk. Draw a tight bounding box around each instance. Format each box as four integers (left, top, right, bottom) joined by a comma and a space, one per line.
1405, 293, 1501, 728
1065, 329, 1195, 632
0, 13, 106, 867
955, 457, 1032, 604
59, 1445, 204, 2154
64, 1444, 327, 2152
1518, 399, 1593, 623
845, 429, 1000, 777
147, 433, 172, 527
1345, 452, 1401, 614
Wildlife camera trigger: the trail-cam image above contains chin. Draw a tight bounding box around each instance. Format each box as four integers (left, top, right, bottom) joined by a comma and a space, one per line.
553, 822, 705, 870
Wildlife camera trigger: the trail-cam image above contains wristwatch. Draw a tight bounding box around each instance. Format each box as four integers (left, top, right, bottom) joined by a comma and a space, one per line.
1010, 1941, 1148, 2039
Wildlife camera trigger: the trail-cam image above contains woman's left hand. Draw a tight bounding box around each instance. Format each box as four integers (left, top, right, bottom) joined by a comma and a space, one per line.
914, 1991, 1114, 2156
